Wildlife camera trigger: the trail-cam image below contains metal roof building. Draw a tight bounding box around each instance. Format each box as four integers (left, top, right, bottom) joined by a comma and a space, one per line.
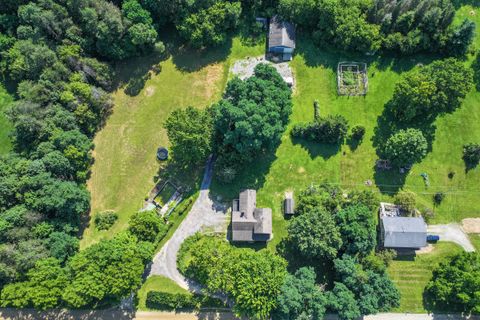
268, 16, 295, 60
231, 189, 272, 242
284, 197, 294, 215
381, 216, 427, 249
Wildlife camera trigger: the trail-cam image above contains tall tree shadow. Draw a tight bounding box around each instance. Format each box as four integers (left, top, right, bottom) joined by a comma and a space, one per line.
291, 136, 341, 159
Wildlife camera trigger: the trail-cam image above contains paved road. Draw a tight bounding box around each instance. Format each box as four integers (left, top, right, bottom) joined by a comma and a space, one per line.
427, 223, 475, 252
148, 156, 229, 292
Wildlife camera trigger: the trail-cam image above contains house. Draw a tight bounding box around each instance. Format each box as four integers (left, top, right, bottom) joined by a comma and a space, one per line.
380, 216, 427, 249
284, 195, 294, 215
231, 189, 272, 242
379, 202, 427, 249
268, 16, 295, 61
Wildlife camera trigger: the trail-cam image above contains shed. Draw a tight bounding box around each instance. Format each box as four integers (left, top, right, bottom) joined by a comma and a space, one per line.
284, 197, 294, 215
381, 217, 427, 249
268, 16, 295, 61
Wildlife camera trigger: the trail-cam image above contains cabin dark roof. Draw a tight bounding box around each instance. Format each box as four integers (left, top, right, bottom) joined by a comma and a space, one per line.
268, 16, 295, 49
381, 217, 427, 248
231, 189, 272, 242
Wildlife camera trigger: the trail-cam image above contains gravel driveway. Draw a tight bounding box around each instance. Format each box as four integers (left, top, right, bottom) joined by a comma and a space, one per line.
148, 156, 229, 292
427, 223, 475, 252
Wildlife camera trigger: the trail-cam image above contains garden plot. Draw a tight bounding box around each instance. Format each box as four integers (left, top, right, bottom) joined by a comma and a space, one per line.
230, 56, 294, 87
337, 62, 368, 96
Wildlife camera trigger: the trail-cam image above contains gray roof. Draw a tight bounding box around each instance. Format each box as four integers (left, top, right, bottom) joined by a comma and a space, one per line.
284, 198, 294, 215
382, 217, 427, 248
232, 189, 272, 242
268, 16, 295, 49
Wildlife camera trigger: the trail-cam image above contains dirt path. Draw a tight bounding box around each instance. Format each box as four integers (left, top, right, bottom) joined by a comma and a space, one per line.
427, 223, 475, 252
148, 156, 229, 292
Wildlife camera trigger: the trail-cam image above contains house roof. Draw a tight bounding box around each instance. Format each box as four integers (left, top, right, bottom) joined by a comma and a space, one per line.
232, 189, 272, 242
268, 16, 295, 49
382, 217, 427, 248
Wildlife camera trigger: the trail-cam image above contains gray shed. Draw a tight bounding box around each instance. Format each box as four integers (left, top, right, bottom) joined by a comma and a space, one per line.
284, 197, 294, 215
381, 217, 427, 249
268, 16, 295, 60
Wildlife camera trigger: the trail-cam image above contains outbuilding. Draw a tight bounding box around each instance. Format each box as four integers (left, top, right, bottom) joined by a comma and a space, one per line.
268, 16, 295, 61
284, 197, 294, 215
380, 216, 427, 249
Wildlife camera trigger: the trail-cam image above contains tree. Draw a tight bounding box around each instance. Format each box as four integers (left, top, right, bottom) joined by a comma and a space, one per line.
128, 210, 165, 243
47, 232, 79, 263
383, 129, 428, 167
164, 106, 213, 166
445, 19, 475, 57
288, 207, 342, 260
291, 114, 349, 144
178, 1, 241, 48
179, 236, 287, 319
328, 282, 361, 320
334, 205, 376, 255
62, 232, 154, 308
426, 252, 480, 313
0, 258, 68, 309
463, 143, 480, 169
394, 190, 417, 216
390, 59, 473, 121
275, 267, 327, 320
213, 63, 291, 173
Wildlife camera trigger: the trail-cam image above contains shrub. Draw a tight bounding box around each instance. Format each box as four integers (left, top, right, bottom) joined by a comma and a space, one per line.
291, 115, 349, 144
383, 128, 428, 167
146, 291, 225, 311
434, 192, 445, 205
94, 210, 118, 231
350, 125, 366, 141
128, 210, 169, 243
463, 143, 480, 169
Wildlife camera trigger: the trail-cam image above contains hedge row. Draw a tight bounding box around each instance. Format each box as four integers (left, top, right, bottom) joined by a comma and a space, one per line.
146, 291, 226, 311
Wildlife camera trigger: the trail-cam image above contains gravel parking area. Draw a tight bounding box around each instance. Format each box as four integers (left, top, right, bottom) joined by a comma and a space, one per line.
230, 56, 294, 87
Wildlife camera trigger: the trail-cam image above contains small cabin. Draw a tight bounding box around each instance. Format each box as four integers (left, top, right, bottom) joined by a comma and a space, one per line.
268, 16, 295, 61
284, 197, 294, 215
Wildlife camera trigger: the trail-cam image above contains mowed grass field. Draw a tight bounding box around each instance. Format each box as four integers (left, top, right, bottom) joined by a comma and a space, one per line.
0, 85, 12, 155
82, 38, 264, 248
388, 243, 464, 313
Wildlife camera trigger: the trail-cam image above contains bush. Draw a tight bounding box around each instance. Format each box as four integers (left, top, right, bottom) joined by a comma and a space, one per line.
434, 192, 445, 205
94, 210, 118, 231
291, 115, 349, 144
128, 210, 169, 243
350, 125, 366, 141
383, 128, 428, 168
463, 143, 480, 169
146, 291, 226, 311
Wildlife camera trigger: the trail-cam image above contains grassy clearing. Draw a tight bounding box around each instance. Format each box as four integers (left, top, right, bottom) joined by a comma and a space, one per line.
470, 234, 480, 251
82, 38, 264, 248
387, 243, 464, 313
0, 85, 12, 155
136, 275, 190, 310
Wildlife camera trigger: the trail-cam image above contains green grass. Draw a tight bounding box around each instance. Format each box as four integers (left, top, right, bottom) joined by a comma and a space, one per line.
136, 275, 191, 310
81, 37, 264, 248
470, 234, 480, 251
387, 243, 464, 313
0, 85, 12, 155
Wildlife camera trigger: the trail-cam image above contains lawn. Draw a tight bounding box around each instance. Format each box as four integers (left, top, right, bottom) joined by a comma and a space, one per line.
0, 85, 12, 155
470, 234, 480, 251
136, 275, 190, 310
81, 37, 264, 248
387, 243, 464, 313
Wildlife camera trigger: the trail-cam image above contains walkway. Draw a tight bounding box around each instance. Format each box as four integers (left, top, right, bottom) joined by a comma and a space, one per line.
148, 156, 229, 292
428, 223, 475, 252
